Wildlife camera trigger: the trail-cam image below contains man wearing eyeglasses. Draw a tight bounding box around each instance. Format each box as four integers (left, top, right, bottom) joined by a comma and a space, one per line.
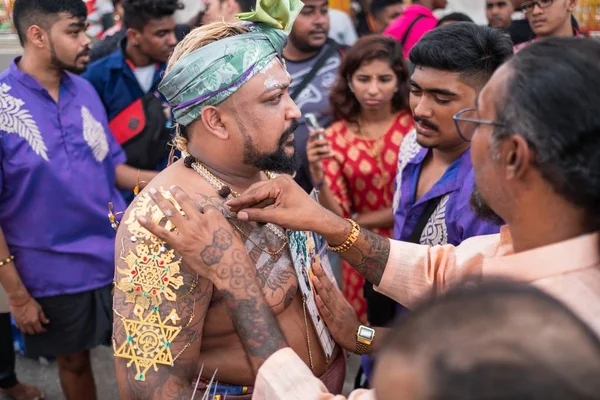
514, 0, 580, 51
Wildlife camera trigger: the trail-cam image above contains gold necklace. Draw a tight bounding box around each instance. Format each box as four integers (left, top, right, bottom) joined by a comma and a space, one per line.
189, 160, 288, 244
303, 298, 315, 370
191, 161, 276, 197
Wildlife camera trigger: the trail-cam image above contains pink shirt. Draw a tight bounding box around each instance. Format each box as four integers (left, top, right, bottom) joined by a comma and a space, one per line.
254, 227, 600, 399
383, 5, 438, 58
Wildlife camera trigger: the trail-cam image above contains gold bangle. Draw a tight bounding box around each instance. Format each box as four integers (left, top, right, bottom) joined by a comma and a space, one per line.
0, 255, 14, 267
327, 219, 360, 253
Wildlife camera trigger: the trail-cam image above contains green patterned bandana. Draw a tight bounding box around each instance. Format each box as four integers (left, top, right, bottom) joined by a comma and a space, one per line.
159, 0, 303, 126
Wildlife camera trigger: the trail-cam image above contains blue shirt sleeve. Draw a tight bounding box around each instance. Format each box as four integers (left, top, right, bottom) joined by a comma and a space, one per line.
82, 62, 109, 111
81, 73, 127, 167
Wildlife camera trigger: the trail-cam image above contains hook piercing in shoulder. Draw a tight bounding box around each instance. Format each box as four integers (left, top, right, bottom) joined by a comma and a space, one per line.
108, 202, 125, 230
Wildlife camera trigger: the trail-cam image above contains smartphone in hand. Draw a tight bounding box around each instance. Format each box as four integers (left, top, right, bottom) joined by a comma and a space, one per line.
305, 113, 324, 140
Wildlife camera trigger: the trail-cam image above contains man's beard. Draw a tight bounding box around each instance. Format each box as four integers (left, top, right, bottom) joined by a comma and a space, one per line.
242, 120, 300, 175
49, 39, 90, 75
469, 185, 504, 225
289, 32, 325, 54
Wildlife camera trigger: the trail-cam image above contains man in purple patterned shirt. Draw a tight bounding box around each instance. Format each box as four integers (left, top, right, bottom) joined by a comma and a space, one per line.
356, 23, 512, 385
0, 0, 155, 399
392, 23, 511, 249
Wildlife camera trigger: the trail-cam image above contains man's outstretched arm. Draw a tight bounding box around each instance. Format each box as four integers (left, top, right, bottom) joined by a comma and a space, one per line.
227, 176, 501, 309
315, 217, 390, 286
227, 175, 391, 285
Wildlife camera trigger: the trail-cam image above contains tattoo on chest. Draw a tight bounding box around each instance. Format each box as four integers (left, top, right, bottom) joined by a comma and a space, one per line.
194, 194, 298, 309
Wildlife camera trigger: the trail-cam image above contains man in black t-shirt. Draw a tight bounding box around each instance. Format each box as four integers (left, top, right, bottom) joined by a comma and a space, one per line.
284, 0, 344, 193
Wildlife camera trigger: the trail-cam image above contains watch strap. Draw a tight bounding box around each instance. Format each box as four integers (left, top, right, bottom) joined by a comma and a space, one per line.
355, 340, 370, 355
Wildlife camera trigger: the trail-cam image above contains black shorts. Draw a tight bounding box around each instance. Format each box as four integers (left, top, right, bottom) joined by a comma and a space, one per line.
23, 285, 112, 358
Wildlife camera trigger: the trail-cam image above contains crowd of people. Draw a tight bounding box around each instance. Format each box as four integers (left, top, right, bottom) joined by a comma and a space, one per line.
0, 0, 598, 399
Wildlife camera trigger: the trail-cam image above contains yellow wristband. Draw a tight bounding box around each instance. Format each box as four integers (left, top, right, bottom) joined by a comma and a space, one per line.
327, 219, 360, 253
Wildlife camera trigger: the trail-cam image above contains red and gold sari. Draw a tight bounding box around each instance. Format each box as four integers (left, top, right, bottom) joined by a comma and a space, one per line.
323, 110, 413, 323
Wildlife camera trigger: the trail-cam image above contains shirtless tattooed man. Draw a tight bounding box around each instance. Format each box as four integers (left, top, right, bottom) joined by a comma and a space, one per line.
111, 1, 344, 398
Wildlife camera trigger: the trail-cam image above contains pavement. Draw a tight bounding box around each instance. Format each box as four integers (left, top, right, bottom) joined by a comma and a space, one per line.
2, 347, 361, 400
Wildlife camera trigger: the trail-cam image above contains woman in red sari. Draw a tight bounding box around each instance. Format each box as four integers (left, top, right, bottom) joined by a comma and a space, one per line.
307, 35, 413, 324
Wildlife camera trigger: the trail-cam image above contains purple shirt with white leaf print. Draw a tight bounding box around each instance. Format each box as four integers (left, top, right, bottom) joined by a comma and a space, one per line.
392, 132, 501, 245
0, 58, 127, 298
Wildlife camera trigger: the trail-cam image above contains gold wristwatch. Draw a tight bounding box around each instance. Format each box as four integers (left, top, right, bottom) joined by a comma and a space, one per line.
355, 325, 375, 355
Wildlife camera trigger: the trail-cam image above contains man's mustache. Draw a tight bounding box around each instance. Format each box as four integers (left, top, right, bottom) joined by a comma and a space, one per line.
76, 47, 90, 60
279, 120, 299, 145
414, 116, 439, 131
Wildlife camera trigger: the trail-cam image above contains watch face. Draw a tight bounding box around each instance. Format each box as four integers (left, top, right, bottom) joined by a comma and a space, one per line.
359, 326, 374, 340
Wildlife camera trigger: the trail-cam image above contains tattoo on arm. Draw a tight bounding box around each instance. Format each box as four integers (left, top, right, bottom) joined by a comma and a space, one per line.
342, 229, 390, 286
216, 249, 287, 375
200, 228, 233, 266
113, 221, 213, 400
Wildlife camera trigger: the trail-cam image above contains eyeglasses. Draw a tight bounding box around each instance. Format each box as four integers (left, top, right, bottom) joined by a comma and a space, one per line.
520, 0, 553, 14
453, 108, 506, 142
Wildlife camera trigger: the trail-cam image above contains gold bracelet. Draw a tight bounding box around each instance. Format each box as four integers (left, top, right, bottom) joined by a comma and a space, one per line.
0, 255, 14, 267
327, 219, 360, 253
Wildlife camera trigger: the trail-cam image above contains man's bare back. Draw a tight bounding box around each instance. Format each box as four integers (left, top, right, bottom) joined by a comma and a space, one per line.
113, 161, 337, 398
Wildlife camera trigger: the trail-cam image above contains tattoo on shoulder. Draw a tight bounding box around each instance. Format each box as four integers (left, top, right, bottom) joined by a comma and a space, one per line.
349, 230, 390, 286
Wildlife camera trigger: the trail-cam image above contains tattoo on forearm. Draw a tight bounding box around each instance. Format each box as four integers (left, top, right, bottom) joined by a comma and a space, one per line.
344, 230, 390, 286
200, 228, 233, 266
216, 249, 287, 368
223, 293, 287, 359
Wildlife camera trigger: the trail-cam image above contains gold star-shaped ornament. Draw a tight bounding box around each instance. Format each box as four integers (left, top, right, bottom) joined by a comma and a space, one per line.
115, 189, 186, 309
116, 240, 184, 309
114, 307, 182, 381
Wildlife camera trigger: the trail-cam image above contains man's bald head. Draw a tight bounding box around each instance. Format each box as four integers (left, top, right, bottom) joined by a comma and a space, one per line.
373, 281, 600, 400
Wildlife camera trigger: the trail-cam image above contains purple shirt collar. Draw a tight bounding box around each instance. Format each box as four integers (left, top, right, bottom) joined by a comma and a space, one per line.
407, 147, 473, 206
10, 57, 77, 96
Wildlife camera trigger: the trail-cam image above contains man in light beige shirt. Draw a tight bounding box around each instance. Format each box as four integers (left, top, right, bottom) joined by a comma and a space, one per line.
141, 38, 600, 399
